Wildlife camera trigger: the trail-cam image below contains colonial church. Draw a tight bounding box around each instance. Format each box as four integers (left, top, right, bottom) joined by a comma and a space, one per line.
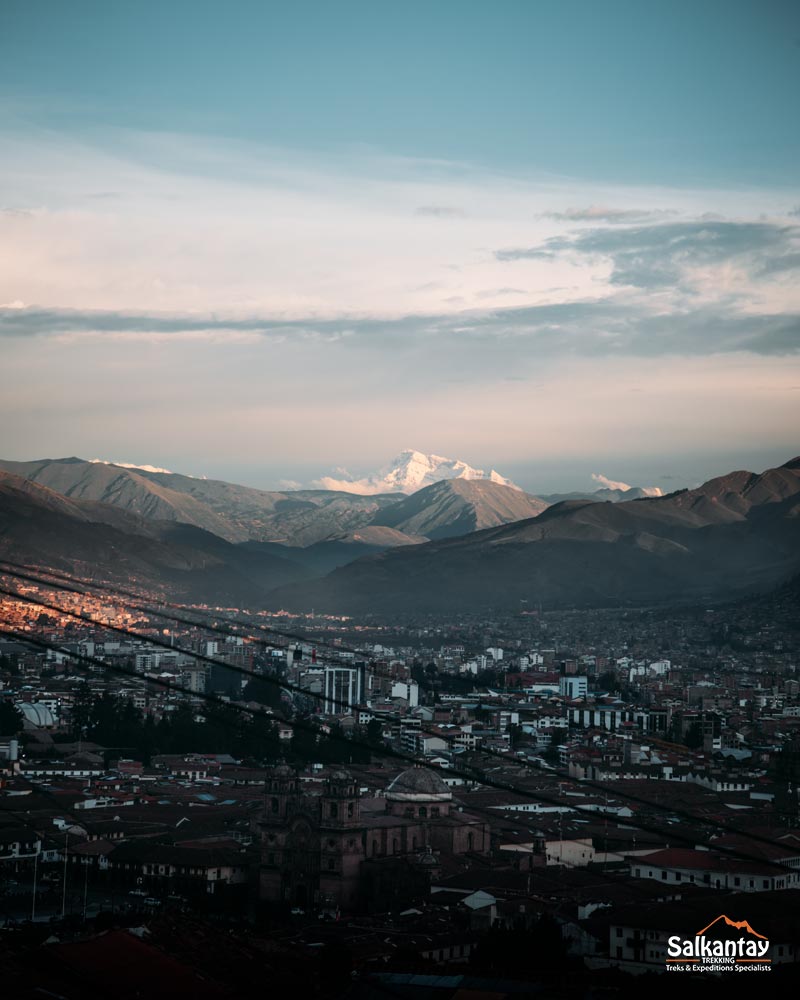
259, 764, 490, 912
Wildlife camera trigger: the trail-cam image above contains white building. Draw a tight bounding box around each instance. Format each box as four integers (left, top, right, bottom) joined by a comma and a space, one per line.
323, 663, 364, 715
560, 676, 588, 700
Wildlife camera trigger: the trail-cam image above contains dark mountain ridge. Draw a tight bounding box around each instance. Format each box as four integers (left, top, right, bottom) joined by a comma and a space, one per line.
0, 470, 309, 604
268, 458, 800, 615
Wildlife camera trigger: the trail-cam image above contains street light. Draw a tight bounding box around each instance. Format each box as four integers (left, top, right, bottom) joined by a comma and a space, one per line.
60, 825, 84, 920
0, 841, 42, 925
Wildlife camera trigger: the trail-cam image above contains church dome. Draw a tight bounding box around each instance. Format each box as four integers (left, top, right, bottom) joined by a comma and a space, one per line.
17, 702, 55, 728
386, 766, 452, 802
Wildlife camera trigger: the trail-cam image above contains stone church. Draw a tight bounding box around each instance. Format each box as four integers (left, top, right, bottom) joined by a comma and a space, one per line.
259, 764, 490, 912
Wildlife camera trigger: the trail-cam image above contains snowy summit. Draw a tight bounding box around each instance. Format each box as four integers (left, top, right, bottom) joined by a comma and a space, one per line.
315, 449, 521, 495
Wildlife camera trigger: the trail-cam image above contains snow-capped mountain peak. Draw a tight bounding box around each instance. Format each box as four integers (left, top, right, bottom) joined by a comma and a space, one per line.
315, 449, 521, 495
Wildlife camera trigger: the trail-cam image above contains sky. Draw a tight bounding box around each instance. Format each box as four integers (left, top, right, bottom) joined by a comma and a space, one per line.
0, 0, 798, 493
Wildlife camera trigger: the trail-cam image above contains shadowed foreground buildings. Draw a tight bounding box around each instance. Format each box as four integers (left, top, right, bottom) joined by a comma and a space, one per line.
259, 765, 490, 912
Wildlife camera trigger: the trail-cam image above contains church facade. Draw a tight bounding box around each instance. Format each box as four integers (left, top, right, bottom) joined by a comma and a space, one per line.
258, 764, 490, 912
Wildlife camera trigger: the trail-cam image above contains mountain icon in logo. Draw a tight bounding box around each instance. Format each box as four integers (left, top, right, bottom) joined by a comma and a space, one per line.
696, 915, 767, 940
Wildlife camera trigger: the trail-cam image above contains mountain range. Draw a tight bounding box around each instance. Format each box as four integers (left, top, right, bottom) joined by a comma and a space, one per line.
271, 457, 800, 614
1, 453, 797, 614
0, 470, 310, 604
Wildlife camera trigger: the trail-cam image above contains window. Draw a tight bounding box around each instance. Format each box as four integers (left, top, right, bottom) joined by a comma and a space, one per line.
347, 802, 354, 817
330, 803, 338, 818
616, 947, 622, 958
734, 877, 741, 886
327, 859, 335, 871
271, 797, 279, 814
372, 841, 378, 857
661, 871, 667, 880
763, 880, 769, 889
419, 806, 427, 818
616, 928, 623, 938
468, 832, 474, 851
431, 807, 440, 818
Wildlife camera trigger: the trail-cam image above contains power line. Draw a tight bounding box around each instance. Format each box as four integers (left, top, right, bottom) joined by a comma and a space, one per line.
1, 625, 798, 878
0, 581, 392, 720
3, 566, 797, 862
0, 558, 384, 662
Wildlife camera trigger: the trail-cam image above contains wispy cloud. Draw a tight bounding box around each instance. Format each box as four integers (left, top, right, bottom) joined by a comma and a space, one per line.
1, 127, 798, 473
497, 219, 800, 287
415, 205, 465, 217
2, 299, 798, 359
541, 205, 675, 223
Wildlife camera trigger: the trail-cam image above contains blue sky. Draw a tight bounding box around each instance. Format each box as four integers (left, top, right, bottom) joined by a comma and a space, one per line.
2, 0, 799, 186
0, 1, 798, 491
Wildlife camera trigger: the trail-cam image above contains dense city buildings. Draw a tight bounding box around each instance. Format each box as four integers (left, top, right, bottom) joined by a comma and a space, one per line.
1, 575, 799, 993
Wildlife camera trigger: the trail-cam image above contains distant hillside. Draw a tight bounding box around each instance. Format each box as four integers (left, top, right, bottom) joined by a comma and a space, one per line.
542, 485, 664, 503
243, 527, 427, 576
369, 478, 549, 540
0, 457, 548, 557
269, 458, 800, 615
0, 470, 309, 603
0, 457, 403, 546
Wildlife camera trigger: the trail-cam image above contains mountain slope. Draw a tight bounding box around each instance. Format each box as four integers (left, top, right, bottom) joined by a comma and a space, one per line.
0, 457, 539, 552
368, 478, 549, 540
269, 458, 800, 614
0, 457, 239, 538
0, 471, 309, 603
243, 527, 427, 575
542, 485, 664, 503
0, 457, 403, 546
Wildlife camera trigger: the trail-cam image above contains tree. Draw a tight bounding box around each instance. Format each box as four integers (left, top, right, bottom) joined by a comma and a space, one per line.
597, 671, 617, 693
0, 701, 23, 737
684, 720, 703, 749
509, 723, 524, 748
69, 682, 94, 740
0, 653, 19, 676
242, 674, 282, 709
366, 718, 384, 746
542, 732, 560, 766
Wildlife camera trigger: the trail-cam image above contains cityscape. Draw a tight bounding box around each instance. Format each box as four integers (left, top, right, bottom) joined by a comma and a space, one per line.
1, 552, 799, 994
2, 1, 799, 996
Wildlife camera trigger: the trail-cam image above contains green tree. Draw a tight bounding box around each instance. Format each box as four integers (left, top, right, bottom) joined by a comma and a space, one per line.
597, 671, 617, 693
542, 732, 560, 766
684, 720, 703, 749
0, 701, 23, 736
242, 674, 282, 709
70, 682, 94, 740
366, 718, 384, 746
